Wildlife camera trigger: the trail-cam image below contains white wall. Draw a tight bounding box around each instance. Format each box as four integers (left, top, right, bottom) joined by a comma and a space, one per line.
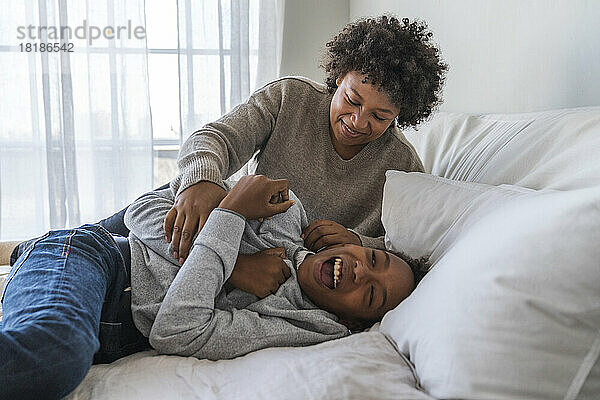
280, 0, 349, 82
349, 0, 600, 113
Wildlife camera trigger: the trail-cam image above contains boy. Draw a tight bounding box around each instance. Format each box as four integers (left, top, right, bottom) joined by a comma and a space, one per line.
126, 175, 419, 360
1, 175, 423, 399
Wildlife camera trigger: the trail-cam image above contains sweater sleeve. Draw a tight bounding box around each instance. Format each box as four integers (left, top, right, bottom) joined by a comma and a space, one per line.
352, 232, 386, 251
148, 208, 341, 360
170, 81, 283, 197
124, 189, 196, 336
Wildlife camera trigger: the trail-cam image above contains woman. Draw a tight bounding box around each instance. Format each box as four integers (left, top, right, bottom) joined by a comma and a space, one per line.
97, 15, 447, 264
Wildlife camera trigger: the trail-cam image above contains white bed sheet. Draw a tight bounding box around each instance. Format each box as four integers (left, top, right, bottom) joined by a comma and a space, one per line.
66, 331, 433, 400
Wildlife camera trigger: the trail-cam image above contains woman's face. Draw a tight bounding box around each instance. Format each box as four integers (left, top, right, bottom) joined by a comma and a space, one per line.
297, 244, 414, 324
329, 71, 400, 159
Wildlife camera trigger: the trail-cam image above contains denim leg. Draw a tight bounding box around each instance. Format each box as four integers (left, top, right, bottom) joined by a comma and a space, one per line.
96, 206, 130, 238
0, 225, 124, 400
96, 183, 171, 238
11, 184, 172, 264
9, 236, 42, 266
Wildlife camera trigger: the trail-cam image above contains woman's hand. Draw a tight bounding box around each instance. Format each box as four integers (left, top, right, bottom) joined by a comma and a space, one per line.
218, 175, 295, 220
302, 219, 361, 252
228, 247, 291, 298
164, 181, 227, 263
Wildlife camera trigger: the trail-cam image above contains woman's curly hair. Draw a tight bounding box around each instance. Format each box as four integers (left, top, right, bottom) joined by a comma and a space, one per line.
321, 15, 448, 129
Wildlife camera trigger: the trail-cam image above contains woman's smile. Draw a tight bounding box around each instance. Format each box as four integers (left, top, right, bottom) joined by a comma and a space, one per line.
340, 120, 367, 139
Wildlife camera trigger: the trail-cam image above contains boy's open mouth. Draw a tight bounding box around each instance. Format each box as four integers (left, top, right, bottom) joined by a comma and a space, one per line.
319, 257, 343, 289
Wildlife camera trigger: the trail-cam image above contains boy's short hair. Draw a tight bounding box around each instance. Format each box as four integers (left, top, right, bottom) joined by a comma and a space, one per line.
392, 250, 431, 287
349, 250, 430, 333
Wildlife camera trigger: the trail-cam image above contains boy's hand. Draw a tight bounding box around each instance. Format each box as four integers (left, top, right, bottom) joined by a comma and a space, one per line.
219, 175, 295, 220
302, 219, 361, 251
228, 247, 291, 298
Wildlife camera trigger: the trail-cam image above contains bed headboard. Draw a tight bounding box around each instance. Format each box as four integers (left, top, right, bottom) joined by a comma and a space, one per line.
349, 0, 600, 113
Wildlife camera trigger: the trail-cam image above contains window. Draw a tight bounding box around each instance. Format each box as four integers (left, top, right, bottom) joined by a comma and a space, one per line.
0, 0, 266, 239
145, 0, 180, 187
145, 0, 261, 187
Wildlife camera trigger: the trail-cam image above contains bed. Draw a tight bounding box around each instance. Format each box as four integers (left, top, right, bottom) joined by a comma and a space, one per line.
3, 105, 597, 399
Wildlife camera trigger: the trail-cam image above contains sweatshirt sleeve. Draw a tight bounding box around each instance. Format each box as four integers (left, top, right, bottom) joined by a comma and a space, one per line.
170, 81, 284, 197
147, 207, 342, 360
123, 188, 180, 264
252, 189, 309, 261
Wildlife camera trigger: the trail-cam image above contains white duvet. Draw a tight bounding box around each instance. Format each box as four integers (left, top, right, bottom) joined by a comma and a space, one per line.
66, 331, 433, 400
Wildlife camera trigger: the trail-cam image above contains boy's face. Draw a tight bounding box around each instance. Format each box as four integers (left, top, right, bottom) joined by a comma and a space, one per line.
297, 244, 414, 324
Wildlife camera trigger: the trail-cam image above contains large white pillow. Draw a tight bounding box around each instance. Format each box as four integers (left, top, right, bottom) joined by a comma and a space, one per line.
380, 182, 600, 400
404, 107, 600, 190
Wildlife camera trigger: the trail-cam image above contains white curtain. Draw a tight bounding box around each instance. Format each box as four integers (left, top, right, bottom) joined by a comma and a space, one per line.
0, 0, 153, 241
0, 0, 284, 241
176, 0, 284, 137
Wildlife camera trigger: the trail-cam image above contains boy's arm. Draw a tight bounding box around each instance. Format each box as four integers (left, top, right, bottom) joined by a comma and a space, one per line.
252, 189, 309, 260
149, 208, 344, 359
124, 188, 180, 264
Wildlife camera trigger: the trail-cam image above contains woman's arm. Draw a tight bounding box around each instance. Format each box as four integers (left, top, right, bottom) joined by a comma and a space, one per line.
350, 232, 386, 250
171, 82, 284, 196
301, 219, 387, 251
166, 81, 285, 261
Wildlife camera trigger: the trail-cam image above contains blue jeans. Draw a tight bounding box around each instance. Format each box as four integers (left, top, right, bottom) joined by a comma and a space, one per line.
9, 183, 171, 266
0, 224, 130, 399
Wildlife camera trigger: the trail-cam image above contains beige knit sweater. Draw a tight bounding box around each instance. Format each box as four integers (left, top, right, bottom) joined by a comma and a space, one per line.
170, 76, 424, 249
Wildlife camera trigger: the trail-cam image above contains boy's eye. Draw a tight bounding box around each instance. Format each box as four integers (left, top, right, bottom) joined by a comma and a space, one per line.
372, 250, 376, 269
373, 114, 385, 121
369, 285, 374, 307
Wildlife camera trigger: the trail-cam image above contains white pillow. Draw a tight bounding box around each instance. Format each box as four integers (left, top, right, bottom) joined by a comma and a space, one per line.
382, 170, 537, 264
381, 183, 600, 400
404, 107, 600, 190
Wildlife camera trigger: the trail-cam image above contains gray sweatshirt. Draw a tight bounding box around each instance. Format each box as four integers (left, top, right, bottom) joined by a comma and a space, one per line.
169, 76, 424, 249
124, 186, 349, 361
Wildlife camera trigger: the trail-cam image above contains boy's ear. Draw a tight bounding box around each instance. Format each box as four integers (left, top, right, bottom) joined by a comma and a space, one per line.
338, 318, 368, 333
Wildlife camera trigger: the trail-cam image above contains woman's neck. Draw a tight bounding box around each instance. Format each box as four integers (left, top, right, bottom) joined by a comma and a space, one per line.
329, 126, 366, 160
